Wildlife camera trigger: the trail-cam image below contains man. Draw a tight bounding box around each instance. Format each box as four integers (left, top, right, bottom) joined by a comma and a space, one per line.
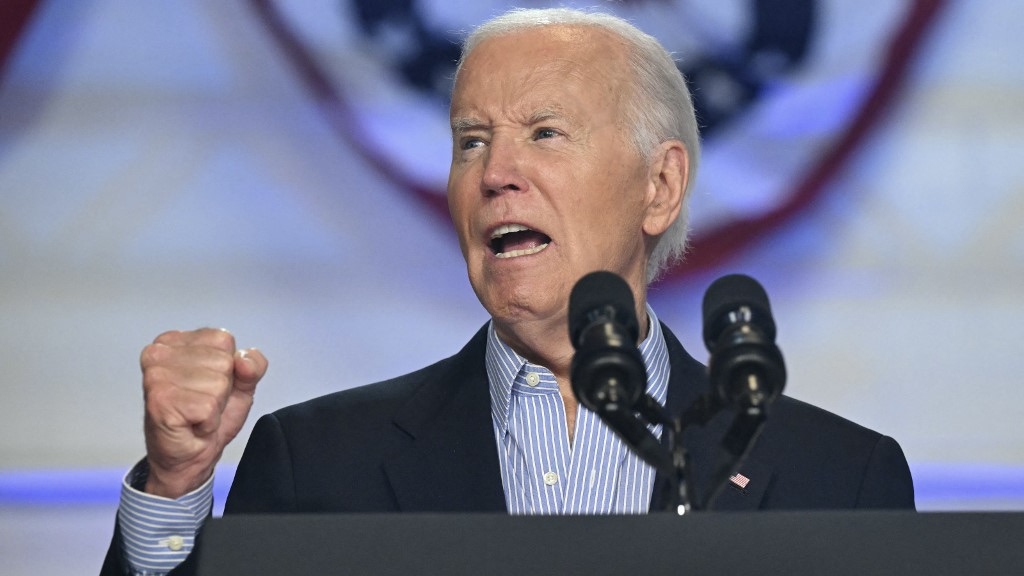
102, 7, 914, 575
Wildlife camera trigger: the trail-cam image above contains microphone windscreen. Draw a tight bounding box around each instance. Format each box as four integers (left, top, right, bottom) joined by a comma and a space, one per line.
701, 274, 775, 348
568, 271, 639, 345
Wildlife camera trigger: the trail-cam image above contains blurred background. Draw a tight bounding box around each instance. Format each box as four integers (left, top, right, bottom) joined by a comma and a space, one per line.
1, 0, 1022, 573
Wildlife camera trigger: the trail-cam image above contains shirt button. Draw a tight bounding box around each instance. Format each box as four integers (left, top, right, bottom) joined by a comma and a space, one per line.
166, 535, 184, 551
543, 471, 559, 486
526, 372, 540, 387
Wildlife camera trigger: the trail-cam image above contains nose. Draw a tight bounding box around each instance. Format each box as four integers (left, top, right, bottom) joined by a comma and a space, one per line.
481, 136, 528, 197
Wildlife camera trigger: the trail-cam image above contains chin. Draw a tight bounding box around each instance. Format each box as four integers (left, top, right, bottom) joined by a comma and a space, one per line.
498, 292, 572, 332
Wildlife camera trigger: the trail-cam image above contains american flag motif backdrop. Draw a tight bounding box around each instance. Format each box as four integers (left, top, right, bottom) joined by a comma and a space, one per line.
4, 4, 1024, 572
251, 0, 943, 275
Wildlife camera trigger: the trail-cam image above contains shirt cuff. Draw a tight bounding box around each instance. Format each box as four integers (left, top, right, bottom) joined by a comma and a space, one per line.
117, 459, 214, 575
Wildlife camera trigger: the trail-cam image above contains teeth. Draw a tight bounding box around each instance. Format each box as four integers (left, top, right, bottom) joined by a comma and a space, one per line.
495, 243, 549, 259
491, 223, 530, 239
489, 223, 549, 259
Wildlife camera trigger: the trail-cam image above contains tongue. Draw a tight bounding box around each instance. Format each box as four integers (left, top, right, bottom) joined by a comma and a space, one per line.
500, 230, 549, 253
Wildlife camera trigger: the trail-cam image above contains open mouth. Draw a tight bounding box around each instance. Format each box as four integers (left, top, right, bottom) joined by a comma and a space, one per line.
489, 224, 551, 259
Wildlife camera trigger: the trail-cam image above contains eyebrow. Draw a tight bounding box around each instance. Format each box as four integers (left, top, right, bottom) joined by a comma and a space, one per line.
528, 107, 565, 125
450, 117, 486, 134
451, 108, 570, 133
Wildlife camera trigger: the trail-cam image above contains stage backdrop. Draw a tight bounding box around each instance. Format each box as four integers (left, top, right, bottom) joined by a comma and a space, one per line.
1, 0, 1024, 572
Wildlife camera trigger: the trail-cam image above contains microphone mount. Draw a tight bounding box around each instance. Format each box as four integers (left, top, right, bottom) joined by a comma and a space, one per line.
568, 272, 787, 515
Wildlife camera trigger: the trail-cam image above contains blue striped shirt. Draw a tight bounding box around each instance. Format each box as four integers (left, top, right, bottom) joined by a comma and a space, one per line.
487, 306, 670, 514
118, 307, 670, 572
118, 462, 212, 574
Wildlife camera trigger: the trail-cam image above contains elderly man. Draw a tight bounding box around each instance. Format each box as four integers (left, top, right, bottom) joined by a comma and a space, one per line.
101, 7, 914, 576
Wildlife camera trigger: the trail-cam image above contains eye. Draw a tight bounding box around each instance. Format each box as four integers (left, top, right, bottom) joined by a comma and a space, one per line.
460, 137, 486, 150
534, 128, 559, 140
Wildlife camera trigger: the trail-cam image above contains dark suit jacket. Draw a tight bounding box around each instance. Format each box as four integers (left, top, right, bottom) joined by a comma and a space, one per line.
101, 323, 914, 574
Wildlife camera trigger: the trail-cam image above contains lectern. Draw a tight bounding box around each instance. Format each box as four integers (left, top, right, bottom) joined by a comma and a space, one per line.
197, 511, 1023, 575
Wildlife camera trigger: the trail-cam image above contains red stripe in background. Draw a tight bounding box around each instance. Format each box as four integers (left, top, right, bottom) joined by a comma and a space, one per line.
683, 0, 947, 278
248, 0, 455, 226
0, 0, 40, 86
249, 0, 947, 281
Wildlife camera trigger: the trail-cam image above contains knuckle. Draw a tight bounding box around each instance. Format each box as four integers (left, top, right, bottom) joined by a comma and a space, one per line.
206, 328, 236, 352
210, 352, 235, 375
152, 330, 182, 345
214, 371, 234, 393
140, 343, 168, 368
142, 365, 172, 392
200, 394, 221, 416
143, 382, 172, 412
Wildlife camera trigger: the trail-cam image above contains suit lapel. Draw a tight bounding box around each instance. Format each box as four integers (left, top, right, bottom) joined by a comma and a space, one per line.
382, 326, 507, 513
655, 324, 773, 511
380, 323, 771, 513
706, 454, 773, 511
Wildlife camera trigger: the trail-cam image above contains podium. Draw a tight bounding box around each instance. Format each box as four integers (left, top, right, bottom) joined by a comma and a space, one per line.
197, 511, 1023, 574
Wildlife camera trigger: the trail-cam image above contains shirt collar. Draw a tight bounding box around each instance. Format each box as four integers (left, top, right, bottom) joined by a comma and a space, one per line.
486, 305, 671, 434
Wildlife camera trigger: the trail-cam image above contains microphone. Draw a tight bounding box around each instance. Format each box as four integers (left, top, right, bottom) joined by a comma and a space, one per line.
701, 274, 786, 411
568, 271, 645, 413
569, 271, 672, 474
699, 274, 787, 509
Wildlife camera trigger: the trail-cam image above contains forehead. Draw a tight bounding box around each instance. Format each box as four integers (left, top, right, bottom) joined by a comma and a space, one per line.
451, 25, 631, 120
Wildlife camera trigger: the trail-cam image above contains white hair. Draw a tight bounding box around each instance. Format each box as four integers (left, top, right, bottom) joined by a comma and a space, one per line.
455, 7, 701, 283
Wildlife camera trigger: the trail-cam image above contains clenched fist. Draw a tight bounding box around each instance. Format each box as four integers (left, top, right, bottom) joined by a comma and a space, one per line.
140, 328, 268, 498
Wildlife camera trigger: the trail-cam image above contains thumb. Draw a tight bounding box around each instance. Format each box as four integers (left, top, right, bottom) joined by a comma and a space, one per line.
233, 348, 268, 394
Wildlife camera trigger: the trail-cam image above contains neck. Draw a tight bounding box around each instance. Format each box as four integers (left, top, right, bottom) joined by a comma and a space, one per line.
493, 315, 575, 382
492, 297, 650, 382
493, 299, 651, 446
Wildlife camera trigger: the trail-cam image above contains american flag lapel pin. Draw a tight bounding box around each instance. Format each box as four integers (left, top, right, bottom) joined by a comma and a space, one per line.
729, 473, 751, 490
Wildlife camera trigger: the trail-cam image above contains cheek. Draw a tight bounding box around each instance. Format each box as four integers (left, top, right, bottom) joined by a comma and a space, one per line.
450, 214, 474, 259
446, 189, 474, 257
448, 187, 483, 261
586, 189, 649, 255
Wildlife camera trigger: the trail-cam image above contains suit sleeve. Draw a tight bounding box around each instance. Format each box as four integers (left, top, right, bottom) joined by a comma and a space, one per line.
224, 412, 300, 514
855, 435, 916, 509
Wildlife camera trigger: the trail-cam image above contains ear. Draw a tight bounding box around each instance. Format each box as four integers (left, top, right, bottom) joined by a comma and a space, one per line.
642, 140, 688, 237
